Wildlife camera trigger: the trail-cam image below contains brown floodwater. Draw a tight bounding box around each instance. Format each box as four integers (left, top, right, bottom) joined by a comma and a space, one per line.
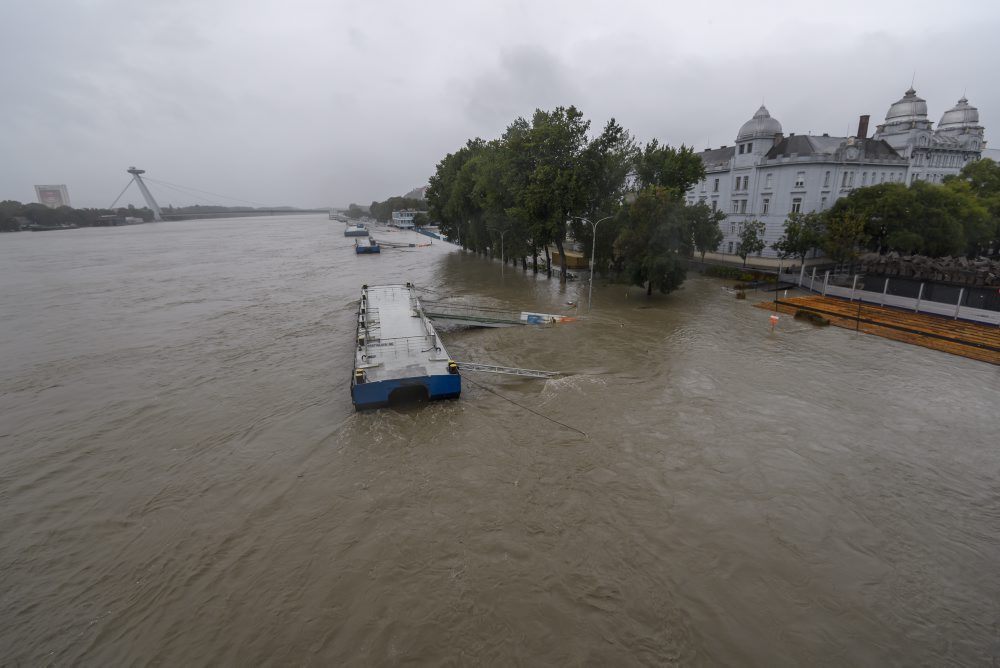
1, 215, 998, 665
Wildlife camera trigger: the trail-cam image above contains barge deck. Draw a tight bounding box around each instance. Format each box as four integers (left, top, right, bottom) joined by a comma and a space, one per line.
351, 283, 460, 409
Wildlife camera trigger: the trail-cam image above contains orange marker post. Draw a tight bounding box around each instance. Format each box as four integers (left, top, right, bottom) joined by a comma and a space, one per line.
769, 314, 779, 331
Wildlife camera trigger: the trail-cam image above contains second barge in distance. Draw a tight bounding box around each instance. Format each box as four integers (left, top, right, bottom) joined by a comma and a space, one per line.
351, 283, 461, 409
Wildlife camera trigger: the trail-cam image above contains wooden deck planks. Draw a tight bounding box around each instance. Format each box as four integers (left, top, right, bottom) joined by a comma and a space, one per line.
753, 295, 1000, 365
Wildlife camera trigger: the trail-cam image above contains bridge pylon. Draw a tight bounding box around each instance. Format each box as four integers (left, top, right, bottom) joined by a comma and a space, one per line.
127, 167, 163, 221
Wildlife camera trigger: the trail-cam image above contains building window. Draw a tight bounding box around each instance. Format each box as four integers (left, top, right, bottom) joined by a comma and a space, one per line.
734, 177, 740, 191
742, 175, 749, 190
862, 172, 868, 186
821, 196, 827, 209
732, 200, 739, 214
794, 171, 805, 188
711, 200, 717, 212
842, 172, 849, 187
713, 178, 719, 192
747, 142, 753, 152
765, 173, 773, 188
728, 241, 734, 254
880, 172, 885, 183
791, 198, 802, 214
762, 198, 770, 215
739, 144, 744, 154
824, 171, 831, 187
740, 200, 747, 214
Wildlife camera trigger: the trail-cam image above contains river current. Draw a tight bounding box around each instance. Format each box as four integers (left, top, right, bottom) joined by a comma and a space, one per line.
1, 215, 997, 665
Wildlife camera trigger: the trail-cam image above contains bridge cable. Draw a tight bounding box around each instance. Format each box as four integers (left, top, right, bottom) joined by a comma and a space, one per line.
145, 179, 223, 206
142, 176, 268, 207
462, 374, 588, 438
107, 178, 135, 209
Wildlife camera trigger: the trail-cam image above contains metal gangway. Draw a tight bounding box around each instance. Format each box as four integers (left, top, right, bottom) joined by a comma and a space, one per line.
421, 300, 577, 328
456, 362, 560, 378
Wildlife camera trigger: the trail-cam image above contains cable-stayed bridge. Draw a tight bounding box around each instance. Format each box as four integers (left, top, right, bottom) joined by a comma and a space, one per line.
110, 167, 329, 219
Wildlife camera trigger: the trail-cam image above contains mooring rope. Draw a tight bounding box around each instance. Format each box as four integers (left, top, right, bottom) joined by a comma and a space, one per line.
462, 374, 588, 438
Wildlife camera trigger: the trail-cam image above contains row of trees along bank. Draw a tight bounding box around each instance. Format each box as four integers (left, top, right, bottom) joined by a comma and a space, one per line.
426, 106, 726, 295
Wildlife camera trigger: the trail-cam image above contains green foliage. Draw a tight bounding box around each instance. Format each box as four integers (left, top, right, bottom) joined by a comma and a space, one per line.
735, 219, 766, 267
823, 210, 869, 266
346, 203, 365, 219
427, 104, 713, 292
633, 139, 706, 194
945, 158, 1000, 256
829, 167, 997, 257
613, 186, 690, 295
688, 202, 726, 261
703, 265, 757, 282
772, 211, 824, 263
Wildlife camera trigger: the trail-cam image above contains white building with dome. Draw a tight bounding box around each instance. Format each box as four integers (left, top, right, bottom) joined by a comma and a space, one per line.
688, 88, 988, 261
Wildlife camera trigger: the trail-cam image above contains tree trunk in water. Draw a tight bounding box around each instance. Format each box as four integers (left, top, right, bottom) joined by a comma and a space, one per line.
532, 250, 538, 274
553, 238, 568, 285
646, 281, 653, 296
544, 246, 552, 279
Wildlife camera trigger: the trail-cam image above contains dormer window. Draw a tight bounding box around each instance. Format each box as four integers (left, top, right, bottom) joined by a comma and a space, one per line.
739, 145, 744, 154
746, 142, 753, 152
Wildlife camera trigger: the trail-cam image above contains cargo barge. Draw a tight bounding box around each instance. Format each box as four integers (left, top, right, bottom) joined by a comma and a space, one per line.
354, 237, 380, 254
351, 283, 461, 409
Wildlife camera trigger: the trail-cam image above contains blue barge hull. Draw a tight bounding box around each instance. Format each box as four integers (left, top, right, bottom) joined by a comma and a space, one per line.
351, 283, 461, 410
351, 373, 461, 409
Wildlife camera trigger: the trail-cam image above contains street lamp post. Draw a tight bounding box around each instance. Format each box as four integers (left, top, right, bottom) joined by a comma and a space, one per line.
488, 227, 509, 275
571, 215, 614, 312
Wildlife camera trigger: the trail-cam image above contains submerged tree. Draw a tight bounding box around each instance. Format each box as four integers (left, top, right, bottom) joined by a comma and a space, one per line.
772, 211, 824, 265
614, 186, 691, 295
735, 219, 766, 267
688, 203, 726, 262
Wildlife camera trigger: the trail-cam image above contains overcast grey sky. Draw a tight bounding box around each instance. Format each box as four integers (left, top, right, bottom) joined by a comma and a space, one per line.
2, 0, 998, 209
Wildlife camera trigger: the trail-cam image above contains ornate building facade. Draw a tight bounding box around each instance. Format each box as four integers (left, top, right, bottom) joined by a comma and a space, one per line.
688, 88, 988, 260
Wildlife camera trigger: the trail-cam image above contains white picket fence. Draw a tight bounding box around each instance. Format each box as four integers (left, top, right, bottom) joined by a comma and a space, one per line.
797, 267, 1000, 327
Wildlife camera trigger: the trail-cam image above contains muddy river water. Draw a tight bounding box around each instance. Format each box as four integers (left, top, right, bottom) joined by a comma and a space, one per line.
1, 215, 997, 665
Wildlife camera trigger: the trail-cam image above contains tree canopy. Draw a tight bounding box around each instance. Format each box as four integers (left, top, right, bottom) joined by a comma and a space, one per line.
827, 161, 999, 258
426, 106, 719, 294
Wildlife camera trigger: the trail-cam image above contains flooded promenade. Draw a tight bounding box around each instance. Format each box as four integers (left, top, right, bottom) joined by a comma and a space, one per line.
1, 215, 997, 665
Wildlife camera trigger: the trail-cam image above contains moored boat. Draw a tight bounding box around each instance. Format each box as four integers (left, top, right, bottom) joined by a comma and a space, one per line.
351, 283, 461, 409
355, 237, 380, 254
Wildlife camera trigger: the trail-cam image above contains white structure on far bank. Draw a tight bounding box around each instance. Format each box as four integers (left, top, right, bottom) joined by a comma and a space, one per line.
35, 184, 71, 208
391, 209, 418, 229
688, 88, 988, 260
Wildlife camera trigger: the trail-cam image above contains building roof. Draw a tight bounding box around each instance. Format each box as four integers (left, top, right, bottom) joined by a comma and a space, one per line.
765, 135, 904, 161
696, 145, 736, 170
737, 105, 783, 141
885, 87, 929, 124
938, 96, 980, 129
